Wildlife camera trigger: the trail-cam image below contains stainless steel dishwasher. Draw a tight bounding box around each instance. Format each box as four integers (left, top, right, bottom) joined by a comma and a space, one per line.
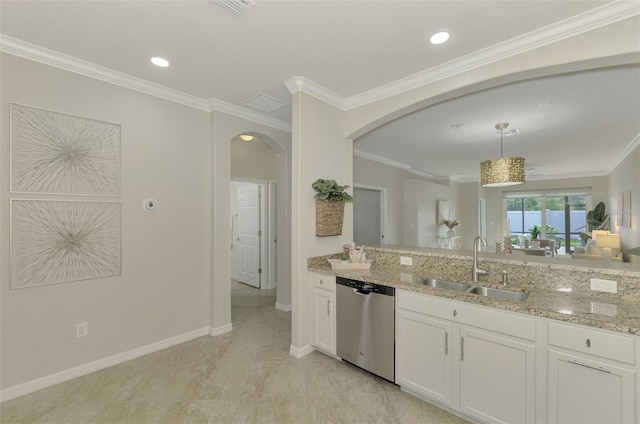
336, 277, 395, 382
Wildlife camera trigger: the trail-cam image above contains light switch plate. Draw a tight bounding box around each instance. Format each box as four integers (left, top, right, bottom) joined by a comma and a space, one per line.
400, 256, 413, 266
590, 278, 617, 293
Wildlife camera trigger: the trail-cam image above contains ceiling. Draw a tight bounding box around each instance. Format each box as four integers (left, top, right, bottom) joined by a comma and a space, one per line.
1, 0, 639, 182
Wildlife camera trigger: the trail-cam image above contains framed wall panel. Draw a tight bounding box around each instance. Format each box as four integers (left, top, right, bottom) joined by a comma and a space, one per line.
10, 199, 121, 289
10, 103, 121, 196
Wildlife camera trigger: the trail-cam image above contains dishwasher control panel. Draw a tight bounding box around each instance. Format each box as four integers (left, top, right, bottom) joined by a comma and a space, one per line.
336, 277, 395, 296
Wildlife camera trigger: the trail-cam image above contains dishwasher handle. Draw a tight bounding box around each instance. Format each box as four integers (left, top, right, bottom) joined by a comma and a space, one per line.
354, 288, 371, 296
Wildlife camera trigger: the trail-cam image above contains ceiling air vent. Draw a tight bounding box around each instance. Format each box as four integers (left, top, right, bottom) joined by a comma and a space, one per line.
244, 93, 286, 113
212, 0, 256, 19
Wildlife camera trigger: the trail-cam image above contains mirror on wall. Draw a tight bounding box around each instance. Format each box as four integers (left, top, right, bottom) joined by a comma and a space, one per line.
353, 64, 640, 268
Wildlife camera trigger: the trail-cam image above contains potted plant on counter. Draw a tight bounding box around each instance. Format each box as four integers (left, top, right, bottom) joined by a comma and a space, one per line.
312, 178, 354, 237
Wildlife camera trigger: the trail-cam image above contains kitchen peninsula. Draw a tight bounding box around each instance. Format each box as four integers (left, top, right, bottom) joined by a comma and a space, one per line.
307, 245, 640, 424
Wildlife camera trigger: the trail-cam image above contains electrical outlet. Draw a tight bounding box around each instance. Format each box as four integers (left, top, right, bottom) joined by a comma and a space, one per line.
76, 322, 89, 338
400, 272, 413, 283
590, 302, 618, 317
400, 256, 413, 266
590, 278, 617, 294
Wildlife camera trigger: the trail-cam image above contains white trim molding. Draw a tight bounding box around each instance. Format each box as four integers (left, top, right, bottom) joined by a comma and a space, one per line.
0, 327, 209, 403
209, 98, 291, 133
275, 302, 292, 312
289, 344, 315, 359
285, 2, 640, 111
0, 35, 210, 112
284, 76, 344, 110
0, 35, 291, 133
608, 132, 640, 174
208, 323, 233, 336
354, 149, 444, 181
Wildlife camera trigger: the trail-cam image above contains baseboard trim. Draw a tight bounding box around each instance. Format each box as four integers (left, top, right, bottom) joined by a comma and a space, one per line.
208, 323, 233, 336
275, 302, 292, 312
289, 344, 315, 358
0, 327, 209, 403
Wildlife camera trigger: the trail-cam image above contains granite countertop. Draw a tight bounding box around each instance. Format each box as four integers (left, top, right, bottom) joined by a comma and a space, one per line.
308, 262, 640, 335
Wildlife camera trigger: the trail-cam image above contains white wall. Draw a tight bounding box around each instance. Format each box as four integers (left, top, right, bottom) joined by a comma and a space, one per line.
290, 91, 352, 353
0, 53, 211, 389
403, 179, 457, 247
231, 137, 277, 181
609, 144, 640, 263
457, 182, 481, 250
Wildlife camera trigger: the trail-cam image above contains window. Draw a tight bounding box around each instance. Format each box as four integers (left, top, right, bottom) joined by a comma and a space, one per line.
505, 190, 589, 255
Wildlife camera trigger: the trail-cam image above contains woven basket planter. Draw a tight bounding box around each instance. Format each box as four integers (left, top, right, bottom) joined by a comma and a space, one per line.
315, 200, 345, 237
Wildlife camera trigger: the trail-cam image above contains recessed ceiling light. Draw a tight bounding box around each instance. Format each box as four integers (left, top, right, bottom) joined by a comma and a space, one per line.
239, 134, 254, 142
450, 123, 466, 131
430, 32, 450, 45
150, 57, 170, 67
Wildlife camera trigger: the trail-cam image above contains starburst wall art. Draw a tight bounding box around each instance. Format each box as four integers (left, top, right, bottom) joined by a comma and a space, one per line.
10, 200, 121, 289
10, 103, 121, 196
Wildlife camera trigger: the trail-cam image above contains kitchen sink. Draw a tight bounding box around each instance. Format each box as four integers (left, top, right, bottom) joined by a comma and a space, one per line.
465, 286, 529, 302
421, 279, 471, 292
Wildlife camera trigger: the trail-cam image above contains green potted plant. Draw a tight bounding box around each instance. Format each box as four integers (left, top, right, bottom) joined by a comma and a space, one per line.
528, 224, 541, 248
577, 201, 609, 244
529, 224, 541, 240
312, 178, 353, 237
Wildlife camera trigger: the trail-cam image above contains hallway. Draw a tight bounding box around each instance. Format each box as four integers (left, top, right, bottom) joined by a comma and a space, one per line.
1, 281, 465, 423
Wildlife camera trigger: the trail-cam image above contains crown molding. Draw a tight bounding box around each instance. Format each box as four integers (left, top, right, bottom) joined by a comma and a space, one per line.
354, 149, 411, 171
0, 34, 292, 132
346, 1, 640, 109
286, 1, 640, 111
208, 98, 292, 132
354, 149, 444, 181
284, 76, 345, 109
0, 35, 211, 111
608, 132, 640, 174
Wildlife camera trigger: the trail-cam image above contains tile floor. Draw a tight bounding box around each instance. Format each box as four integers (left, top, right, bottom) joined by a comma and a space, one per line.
1, 281, 467, 423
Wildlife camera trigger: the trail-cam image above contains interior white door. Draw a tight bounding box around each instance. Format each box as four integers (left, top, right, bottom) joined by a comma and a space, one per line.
237, 183, 261, 288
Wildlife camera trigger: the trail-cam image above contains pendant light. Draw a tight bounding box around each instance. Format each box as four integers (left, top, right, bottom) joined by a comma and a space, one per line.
480, 123, 525, 187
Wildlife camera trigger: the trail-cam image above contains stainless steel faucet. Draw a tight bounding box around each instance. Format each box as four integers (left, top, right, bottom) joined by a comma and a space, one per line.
472, 236, 488, 283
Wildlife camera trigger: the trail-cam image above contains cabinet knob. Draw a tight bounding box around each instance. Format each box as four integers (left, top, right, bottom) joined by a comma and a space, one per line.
320, 280, 324, 284
586, 338, 591, 348
453, 309, 458, 317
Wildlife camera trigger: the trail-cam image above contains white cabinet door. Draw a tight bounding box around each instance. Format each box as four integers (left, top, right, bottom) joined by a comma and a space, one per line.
547, 350, 636, 424
459, 326, 536, 424
396, 309, 453, 406
311, 286, 335, 354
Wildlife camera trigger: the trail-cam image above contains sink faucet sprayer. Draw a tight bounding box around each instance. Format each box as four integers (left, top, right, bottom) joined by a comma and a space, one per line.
472, 236, 488, 283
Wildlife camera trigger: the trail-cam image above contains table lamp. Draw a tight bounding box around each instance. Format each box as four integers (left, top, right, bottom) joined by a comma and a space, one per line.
596, 234, 620, 263
591, 230, 610, 241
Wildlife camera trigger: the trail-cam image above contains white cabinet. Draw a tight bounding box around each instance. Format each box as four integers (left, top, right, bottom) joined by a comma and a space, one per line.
546, 322, 637, 424
396, 290, 537, 423
396, 309, 453, 405
309, 272, 335, 355
459, 326, 536, 424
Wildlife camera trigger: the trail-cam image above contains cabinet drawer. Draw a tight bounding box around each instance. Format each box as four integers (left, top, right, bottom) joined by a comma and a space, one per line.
397, 290, 536, 340
548, 321, 636, 365
456, 303, 536, 341
398, 290, 457, 317
310, 273, 335, 291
